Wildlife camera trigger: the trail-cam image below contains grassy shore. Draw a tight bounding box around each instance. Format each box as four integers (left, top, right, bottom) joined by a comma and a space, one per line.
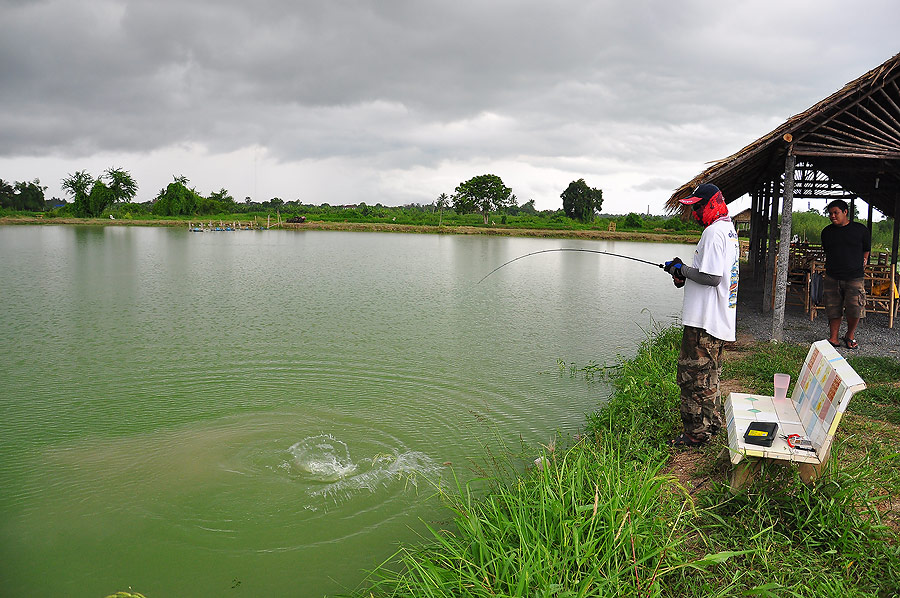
0, 214, 701, 244
347, 326, 899, 597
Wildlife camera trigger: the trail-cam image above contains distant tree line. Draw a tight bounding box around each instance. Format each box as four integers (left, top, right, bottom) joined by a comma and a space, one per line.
2, 169, 611, 225
0, 179, 48, 211
2, 168, 718, 235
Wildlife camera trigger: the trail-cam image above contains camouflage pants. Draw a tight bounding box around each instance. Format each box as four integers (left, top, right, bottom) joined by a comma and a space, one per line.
676, 326, 727, 441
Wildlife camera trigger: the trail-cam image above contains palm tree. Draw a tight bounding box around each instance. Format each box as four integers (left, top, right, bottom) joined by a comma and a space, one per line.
436, 193, 449, 227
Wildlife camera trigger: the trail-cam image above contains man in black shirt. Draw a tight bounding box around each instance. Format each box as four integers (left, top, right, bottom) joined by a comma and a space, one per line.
821, 199, 871, 349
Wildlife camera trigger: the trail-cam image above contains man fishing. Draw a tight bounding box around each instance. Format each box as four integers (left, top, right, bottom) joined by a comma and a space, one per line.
663, 183, 739, 448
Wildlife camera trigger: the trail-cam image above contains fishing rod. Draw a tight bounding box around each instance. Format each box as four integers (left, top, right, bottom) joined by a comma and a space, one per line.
477, 248, 665, 284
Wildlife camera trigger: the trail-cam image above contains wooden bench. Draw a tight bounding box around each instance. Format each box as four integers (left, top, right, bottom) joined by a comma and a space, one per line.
724, 340, 866, 488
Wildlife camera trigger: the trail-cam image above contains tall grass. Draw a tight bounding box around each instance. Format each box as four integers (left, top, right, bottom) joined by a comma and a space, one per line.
585, 324, 683, 454
691, 456, 900, 596
355, 434, 758, 597
350, 326, 743, 597
361, 440, 698, 597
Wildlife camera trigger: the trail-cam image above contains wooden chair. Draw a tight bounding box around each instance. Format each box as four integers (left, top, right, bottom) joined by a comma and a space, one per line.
865, 263, 899, 328
724, 340, 866, 489
806, 260, 897, 328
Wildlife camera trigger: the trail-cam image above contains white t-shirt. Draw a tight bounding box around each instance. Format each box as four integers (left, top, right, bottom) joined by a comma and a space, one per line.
681, 218, 739, 342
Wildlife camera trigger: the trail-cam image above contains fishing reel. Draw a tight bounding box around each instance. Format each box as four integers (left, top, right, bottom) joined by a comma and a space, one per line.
664, 258, 686, 288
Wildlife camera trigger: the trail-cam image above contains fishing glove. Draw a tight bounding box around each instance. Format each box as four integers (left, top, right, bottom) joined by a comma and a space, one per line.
664, 258, 686, 288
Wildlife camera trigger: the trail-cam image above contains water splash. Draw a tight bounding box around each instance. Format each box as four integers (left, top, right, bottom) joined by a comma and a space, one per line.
289, 435, 358, 482
308, 450, 440, 501
286, 434, 441, 506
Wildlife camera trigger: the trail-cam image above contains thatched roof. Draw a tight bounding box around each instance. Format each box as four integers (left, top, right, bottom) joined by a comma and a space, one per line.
668, 52, 900, 219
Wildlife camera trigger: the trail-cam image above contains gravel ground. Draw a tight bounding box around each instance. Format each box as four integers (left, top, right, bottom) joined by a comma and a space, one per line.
735, 267, 900, 361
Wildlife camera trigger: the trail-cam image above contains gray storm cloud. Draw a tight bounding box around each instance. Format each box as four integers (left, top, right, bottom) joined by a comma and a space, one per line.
1, 0, 897, 210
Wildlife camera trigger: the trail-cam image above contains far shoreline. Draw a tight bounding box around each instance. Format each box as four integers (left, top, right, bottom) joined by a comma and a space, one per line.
0, 215, 701, 244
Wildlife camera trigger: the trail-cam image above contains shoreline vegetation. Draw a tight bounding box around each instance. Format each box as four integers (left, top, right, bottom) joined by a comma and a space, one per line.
4, 209, 896, 252
0, 214, 703, 244
344, 326, 899, 597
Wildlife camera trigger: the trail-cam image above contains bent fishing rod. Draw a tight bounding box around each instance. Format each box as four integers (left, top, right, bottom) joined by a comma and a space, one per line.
477, 248, 665, 284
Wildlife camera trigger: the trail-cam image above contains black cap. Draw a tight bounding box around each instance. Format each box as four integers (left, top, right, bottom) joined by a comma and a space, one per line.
679, 183, 722, 205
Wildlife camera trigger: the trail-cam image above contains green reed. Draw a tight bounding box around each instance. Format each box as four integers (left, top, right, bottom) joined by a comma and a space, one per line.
687, 453, 900, 596
357, 437, 735, 597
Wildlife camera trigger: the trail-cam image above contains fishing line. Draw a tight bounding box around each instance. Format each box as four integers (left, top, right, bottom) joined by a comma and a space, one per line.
477, 248, 665, 284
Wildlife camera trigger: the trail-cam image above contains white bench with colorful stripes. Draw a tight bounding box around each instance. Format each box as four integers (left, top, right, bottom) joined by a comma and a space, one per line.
724, 340, 866, 483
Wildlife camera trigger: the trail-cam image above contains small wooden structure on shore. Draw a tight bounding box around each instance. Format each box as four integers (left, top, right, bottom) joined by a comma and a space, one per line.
668, 52, 900, 336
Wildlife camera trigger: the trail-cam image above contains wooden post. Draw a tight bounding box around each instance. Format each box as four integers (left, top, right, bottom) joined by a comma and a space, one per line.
772, 150, 796, 341
891, 194, 900, 329
756, 185, 771, 283
867, 203, 874, 238
748, 190, 759, 277
729, 458, 762, 492
763, 181, 779, 313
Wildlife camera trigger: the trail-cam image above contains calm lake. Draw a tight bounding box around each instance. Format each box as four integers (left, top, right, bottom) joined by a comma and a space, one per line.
0, 225, 691, 597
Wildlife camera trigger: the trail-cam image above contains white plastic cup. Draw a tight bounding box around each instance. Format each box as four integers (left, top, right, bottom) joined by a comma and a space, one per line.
774, 373, 791, 401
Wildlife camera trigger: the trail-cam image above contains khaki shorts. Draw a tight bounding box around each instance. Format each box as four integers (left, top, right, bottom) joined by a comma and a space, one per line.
823, 275, 866, 320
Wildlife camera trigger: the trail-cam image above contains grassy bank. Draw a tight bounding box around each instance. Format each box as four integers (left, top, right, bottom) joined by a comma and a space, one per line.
348, 326, 899, 597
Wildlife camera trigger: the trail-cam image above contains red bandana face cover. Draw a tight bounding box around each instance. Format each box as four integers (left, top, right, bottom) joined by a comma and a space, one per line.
692, 190, 729, 226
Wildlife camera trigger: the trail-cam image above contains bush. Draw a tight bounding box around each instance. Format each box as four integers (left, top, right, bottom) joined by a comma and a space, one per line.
622, 212, 644, 228
104, 202, 150, 220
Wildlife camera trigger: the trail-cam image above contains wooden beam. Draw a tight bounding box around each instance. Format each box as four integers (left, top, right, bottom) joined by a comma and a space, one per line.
844, 108, 900, 147
772, 150, 796, 341
877, 85, 900, 122
884, 81, 900, 120
813, 124, 900, 151
800, 139, 899, 155
792, 149, 900, 159
856, 101, 900, 145
822, 117, 900, 147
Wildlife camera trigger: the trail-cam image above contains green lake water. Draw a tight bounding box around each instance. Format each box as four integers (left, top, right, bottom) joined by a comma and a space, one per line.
0, 225, 690, 597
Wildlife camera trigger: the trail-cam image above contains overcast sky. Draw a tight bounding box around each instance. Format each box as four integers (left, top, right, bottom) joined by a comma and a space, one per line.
1, 0, 898, 215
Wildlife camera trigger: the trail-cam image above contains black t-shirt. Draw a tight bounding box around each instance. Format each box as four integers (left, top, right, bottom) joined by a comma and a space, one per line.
821, 221, 871, 280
